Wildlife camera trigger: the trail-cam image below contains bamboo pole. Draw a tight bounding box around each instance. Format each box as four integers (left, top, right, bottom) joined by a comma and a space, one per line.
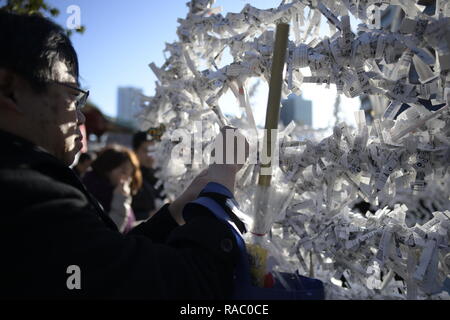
250, 23, 290, 236
246, 24, 290, 285
258, 23, 290, 187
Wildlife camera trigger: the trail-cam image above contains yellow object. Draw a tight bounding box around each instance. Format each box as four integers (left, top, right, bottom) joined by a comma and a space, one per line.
246, 243, 269, 287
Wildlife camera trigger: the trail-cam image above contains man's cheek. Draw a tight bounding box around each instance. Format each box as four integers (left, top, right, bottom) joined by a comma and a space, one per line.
58, 110, 79, 134
60, 122, 75, 135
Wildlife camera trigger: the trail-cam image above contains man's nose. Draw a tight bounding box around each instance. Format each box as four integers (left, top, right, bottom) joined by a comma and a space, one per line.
77, 109, 86, 125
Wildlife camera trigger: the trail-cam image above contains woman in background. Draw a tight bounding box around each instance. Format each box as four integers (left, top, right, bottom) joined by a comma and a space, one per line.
83, 145, 142, 233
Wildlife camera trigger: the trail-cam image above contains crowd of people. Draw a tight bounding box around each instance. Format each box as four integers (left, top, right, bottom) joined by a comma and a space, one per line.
76, 131, 165, 233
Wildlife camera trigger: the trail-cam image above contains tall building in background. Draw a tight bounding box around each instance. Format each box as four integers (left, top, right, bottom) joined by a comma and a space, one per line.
280, 94, 313, 127
117, 87, 143, 128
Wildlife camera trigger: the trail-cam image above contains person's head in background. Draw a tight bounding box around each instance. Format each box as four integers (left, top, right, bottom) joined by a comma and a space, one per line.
91, 145, 142, 195
73, 152, 95, 177
0, 12, 87, 166
132, 131, 155, 169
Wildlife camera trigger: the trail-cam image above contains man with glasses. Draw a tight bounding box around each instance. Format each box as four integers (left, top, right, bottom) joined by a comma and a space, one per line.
0, 11, 243, 299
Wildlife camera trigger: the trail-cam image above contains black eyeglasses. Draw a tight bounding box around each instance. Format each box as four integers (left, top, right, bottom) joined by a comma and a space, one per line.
55, 82, 90, 109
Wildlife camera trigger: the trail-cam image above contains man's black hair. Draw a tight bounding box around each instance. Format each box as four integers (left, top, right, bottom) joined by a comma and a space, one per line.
132, 131, 150, 151
0, 11, 79, 92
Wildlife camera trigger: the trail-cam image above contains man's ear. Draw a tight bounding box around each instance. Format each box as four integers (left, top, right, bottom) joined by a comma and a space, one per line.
0, 69, 23, 114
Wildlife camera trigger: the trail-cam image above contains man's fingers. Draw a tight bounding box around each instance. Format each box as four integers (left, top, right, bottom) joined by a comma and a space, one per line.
212, 127, 249, 168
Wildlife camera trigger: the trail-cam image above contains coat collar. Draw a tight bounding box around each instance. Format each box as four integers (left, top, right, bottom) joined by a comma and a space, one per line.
0, 129, 118, 231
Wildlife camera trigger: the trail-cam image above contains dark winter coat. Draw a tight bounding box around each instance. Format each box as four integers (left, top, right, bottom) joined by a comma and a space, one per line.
0, 129, 238, 299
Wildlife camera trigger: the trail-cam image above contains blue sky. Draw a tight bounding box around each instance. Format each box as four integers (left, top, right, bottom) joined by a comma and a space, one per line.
46, 0, 282, 117
46, 0, 361, 128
